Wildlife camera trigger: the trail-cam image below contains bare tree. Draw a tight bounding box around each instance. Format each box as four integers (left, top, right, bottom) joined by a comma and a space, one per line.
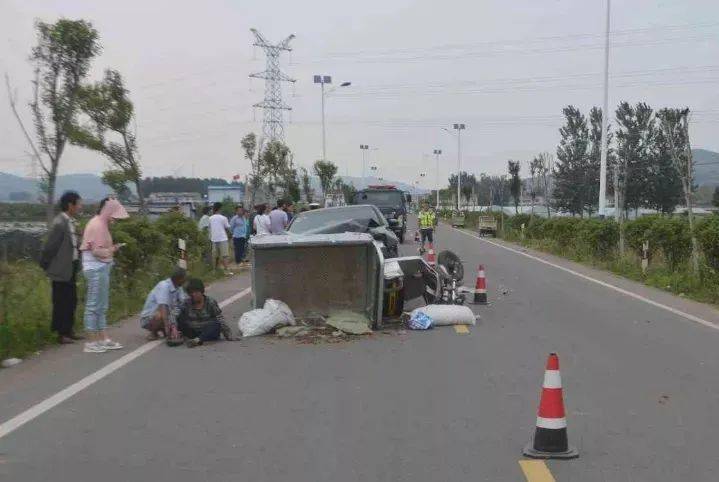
537, 152, 553, 218
659, 108, 700, 275
6, 20, 100, 225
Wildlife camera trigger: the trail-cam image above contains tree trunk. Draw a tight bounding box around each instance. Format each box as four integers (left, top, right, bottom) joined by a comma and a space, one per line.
134, 179, 146, 214
45, 166, 58, 227
684, 182, 700, 276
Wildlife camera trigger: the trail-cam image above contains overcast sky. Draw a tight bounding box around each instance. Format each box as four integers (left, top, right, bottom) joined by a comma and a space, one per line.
1, 0, 718, 188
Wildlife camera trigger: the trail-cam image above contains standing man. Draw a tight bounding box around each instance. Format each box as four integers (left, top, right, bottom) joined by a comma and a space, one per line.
208, 202, 231, 271
269, 200, 289, 234
284, 201, 295, 224
198, 206, 212, 265
40, 191, 84, 344
229, 205, 248, 266
417, 201, 437, 253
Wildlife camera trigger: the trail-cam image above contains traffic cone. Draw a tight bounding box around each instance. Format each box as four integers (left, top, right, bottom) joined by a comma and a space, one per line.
473, 265, 487, 304
414, 230, 420, 243
523, 353, 579, 459
425, 244, 436, 266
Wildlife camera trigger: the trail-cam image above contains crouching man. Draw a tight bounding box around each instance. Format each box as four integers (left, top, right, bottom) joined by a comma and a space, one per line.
140, 268, 187, 346
178, 278, 233, 347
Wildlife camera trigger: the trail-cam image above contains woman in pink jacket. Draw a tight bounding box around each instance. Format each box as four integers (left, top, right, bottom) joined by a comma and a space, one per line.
80, 198, 129, 353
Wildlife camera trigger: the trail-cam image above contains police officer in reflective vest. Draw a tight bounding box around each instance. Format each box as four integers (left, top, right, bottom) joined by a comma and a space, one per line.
417, 201, 437, 251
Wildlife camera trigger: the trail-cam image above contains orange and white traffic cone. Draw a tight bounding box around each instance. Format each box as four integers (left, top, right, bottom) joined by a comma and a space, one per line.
473, 264, 487, 304
425, 244, 436, 266
523, 353, 579, 459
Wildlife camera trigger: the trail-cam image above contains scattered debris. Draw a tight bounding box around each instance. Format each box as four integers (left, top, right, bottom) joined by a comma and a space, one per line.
325, 310, 373, 335
410, 304, 476, 326
1, 358, 22, 368
658, 394, 670, 405
276, 326, 309, 337
238, 299, 295, 337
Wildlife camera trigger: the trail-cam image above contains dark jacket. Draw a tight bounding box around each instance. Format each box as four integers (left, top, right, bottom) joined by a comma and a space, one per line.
40, 213, 76, 282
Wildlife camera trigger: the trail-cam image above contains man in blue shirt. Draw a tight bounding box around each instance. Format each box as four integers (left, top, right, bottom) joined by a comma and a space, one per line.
140, 268, 187, 346
229, 205, 248, 265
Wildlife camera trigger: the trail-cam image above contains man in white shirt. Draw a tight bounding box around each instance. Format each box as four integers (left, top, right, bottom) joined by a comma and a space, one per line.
269, 200, 289, 234
208, 202, 231, 271
253, 204, 272, 236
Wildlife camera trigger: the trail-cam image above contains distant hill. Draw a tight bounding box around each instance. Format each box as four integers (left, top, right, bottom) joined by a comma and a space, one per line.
0, 172, 113, 202
694, 149, 719, 187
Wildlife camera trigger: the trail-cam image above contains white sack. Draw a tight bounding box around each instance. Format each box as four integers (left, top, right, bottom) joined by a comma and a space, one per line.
411, 304, 476, 326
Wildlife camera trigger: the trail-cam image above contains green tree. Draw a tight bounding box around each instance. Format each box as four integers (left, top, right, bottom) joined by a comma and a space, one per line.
101, 169, 132, 202
71, 69, 145, 211
241, 132, 264, 205
645, 128, 682, 214
508, 160, 521, 214
313, 160, 338, 196
5, 19, 100, 225
300, 167, 313, 202
658, 107, 700, 275
553, 106, 590, 216
615, 102, 656, 215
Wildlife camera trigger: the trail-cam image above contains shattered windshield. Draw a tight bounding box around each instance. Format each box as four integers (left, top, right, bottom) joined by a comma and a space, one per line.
287, 206, 385, 234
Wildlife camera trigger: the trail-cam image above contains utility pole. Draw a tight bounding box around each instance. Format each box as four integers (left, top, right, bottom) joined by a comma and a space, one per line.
249, 29, 296, 143
598, 0, 611, 217
453, 124, 466, 211
360, 144, 369, 187
433, 149, 442, 208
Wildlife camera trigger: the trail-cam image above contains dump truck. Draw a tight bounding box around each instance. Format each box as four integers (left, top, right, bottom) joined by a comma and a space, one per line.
351, 185, 410, 243
477, 216, 498, 237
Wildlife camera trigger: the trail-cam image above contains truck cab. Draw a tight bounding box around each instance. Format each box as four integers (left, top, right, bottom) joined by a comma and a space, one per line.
351, 185, 410, 243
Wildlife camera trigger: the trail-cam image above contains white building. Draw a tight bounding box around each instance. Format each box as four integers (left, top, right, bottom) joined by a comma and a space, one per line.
208, 185, 245, 204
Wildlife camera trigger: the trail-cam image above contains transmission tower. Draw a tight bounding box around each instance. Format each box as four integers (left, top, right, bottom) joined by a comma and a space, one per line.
249, 28, 296, 143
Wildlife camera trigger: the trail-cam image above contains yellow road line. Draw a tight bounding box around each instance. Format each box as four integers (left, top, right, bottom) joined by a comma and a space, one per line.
519, 460, 556, 482
453, 325, 469, 334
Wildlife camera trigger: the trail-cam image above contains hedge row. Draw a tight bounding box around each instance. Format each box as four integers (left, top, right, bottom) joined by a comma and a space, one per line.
0, 212, 218, 359
455, 211, 719, 271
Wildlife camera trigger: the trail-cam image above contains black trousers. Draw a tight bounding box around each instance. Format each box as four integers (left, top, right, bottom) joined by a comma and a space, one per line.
178, 319, 221, 342
51, 262, 79, 336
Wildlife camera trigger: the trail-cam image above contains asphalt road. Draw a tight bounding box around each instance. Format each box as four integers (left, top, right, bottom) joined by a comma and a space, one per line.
1, 218, 718, 481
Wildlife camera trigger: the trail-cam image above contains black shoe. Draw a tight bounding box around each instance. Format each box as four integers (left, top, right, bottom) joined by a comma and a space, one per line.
68, 333, 85, 341
58, 336, 76, 344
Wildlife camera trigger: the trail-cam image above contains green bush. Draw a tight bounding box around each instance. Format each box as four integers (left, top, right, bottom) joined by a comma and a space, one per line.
697, 215, 719, 270
525, 216, 547, 240
509, 214, 532, 231
576, 219, 619, 260
1, 212, 221, 360
542, 217, 581, 250
647, 217, 692, 270
625, 215, 660, 259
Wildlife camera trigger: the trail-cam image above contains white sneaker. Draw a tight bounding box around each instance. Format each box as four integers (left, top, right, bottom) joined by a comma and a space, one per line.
83, 342, 108, 353
101, 339, 123, 350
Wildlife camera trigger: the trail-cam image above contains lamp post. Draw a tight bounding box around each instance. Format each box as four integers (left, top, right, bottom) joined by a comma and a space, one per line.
433, 149, 442, 208
314, 75, 351, 161
598, 0, 611, 217
360, 144, 369, 187
452, 124, 466, 211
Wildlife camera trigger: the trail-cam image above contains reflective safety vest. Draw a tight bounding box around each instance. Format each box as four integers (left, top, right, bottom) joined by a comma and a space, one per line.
418, 210, 436, 229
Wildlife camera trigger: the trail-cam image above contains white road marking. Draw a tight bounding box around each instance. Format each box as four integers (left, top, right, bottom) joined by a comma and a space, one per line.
454, 229, 719, 332
0, 286, 252, 440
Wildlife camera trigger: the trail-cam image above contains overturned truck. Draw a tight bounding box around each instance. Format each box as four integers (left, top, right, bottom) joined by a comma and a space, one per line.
250, 233, 462, 331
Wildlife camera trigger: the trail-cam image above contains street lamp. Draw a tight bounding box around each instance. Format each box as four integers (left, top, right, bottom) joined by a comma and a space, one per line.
370, 165, 378, 181
433, 149, 442, 208
452, 124, 466, 212
314, 75, 351, 161
360, 144, 369, 187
